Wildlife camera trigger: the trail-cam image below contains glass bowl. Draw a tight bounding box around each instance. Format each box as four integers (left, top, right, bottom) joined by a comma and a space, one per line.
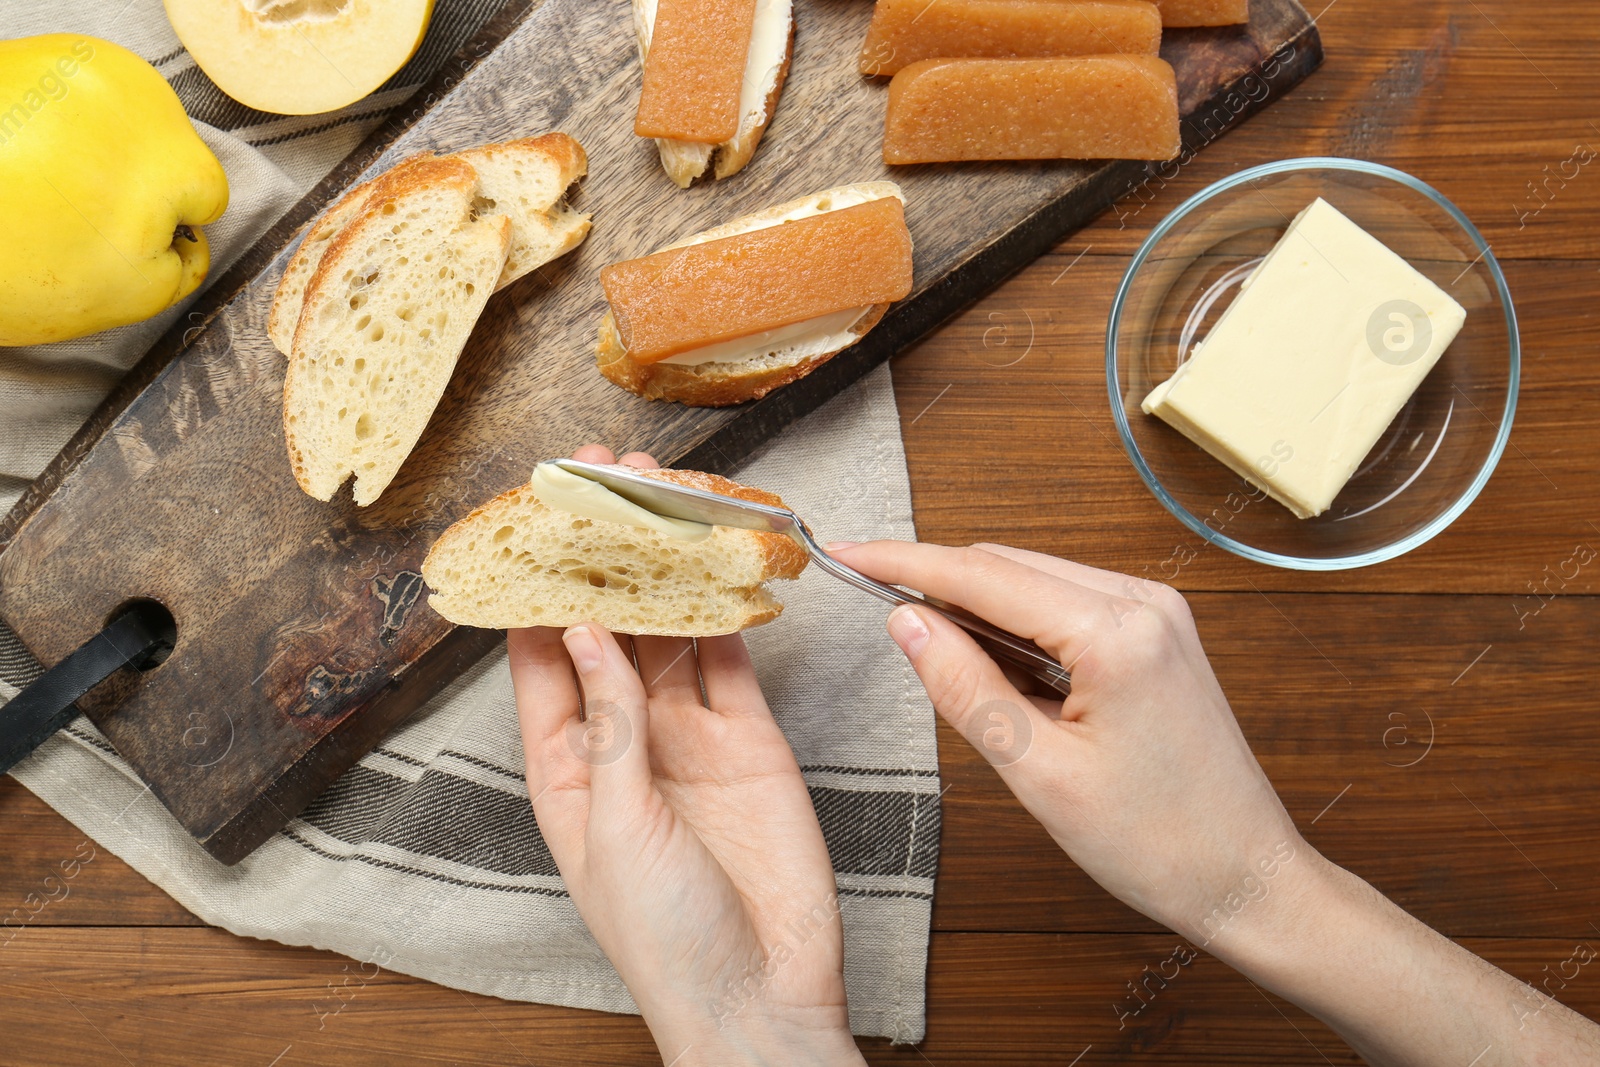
1107, 158, 1519, 570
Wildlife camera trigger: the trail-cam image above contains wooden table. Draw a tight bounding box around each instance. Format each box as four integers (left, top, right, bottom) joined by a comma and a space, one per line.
4, 2, 1596, 1062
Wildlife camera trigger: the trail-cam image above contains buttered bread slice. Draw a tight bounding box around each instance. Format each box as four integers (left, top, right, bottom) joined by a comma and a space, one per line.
597, 182, 914, 406
632, 0, 793, 186
422, 464, 809, 636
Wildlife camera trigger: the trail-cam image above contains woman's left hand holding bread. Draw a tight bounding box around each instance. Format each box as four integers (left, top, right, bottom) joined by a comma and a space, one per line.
509, 446, 863, 1066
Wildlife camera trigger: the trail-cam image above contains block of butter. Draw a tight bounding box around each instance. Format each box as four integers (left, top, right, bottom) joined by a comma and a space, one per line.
1141, 197, 1467, 519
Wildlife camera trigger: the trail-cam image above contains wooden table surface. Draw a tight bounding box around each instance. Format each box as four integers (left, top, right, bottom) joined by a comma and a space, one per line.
4, 1, 1597, 1062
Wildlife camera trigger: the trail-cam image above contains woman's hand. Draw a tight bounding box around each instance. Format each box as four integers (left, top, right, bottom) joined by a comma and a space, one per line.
510, 446, 862, 1067
827, 540, 1313, 948
830, 542, 1600, 1067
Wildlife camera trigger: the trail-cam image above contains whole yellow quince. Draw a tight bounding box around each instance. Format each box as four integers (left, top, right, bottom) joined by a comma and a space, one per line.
0, 34, 229, 346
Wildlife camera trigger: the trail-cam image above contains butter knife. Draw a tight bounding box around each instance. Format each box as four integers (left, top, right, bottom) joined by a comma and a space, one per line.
553, 459, 1072, 696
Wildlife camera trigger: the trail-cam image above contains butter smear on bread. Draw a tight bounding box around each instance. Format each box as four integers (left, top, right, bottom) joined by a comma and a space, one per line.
423, 466, 807, 636
528, 463, 711, 541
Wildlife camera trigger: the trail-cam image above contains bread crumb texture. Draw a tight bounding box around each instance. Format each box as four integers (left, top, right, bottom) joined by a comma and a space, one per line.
279, 135, 590, 506
284, 158, 507, 506
423, 469, 807, 636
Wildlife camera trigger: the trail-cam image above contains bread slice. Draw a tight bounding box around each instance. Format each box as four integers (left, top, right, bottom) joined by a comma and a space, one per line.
632, 0, 793, 187
422, 467, 809, 635
268, 152, 436, 355
283, 156, 511, 506
454, 133, 591, 288
268, 134, 589, 356
597, 182, 907, 406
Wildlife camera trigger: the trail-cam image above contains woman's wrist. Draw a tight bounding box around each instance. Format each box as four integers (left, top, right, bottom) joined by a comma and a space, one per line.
647, 1007, 864, 1067
1188, 837, 1354, 983
1194, 842, 1441, 1039
1187, 835, 1600, 1065
627, 951, 860, 1065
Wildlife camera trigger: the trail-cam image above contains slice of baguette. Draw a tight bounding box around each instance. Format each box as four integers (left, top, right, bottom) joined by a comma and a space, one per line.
597, 182, 906, 406
422, 467, 809, 635
283, 156, 511, 506
633, 0, 793, 187
454, 133, 591, 288
268, 152, 437, 355
268, 134, 589, 356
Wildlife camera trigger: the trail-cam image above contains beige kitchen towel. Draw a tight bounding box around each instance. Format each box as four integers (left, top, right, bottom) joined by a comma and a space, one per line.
0, 0, 938, 1044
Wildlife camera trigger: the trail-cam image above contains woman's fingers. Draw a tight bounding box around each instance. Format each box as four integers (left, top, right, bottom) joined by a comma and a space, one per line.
508, 626, 581, 774
568, 445, 659, 470
973, 542, 1153, 602
830, 541, 1130, 668
634, 635, 702, 704
697, 633, 772, 719
886, 605, 1062, 774
562, 625, 654, 800
507, 626, 592, 871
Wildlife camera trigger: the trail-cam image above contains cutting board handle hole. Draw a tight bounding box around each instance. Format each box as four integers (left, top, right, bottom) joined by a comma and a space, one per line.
106, 599, 177, 671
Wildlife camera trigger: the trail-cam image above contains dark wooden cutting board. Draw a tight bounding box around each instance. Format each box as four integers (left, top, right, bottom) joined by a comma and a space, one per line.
0, 0, 1321, 862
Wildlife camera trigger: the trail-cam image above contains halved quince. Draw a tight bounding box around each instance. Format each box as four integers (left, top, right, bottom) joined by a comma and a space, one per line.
163, 0, 435, 115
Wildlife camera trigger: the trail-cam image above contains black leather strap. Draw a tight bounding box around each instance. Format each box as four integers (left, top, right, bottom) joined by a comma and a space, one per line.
0, 611, 167, 775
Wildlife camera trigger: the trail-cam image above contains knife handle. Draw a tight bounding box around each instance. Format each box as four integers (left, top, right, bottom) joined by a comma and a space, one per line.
0, 607, 168, 775
802, 540, 1073, 697
923, 595, 1074, 697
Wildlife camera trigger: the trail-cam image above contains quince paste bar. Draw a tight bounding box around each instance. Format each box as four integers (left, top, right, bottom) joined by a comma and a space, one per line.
635, 0, 759, 143
883, 56, 1180, 164
1153, 0, 1248, 26
860, 0, 1162, 77
600, 197, 915, 364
